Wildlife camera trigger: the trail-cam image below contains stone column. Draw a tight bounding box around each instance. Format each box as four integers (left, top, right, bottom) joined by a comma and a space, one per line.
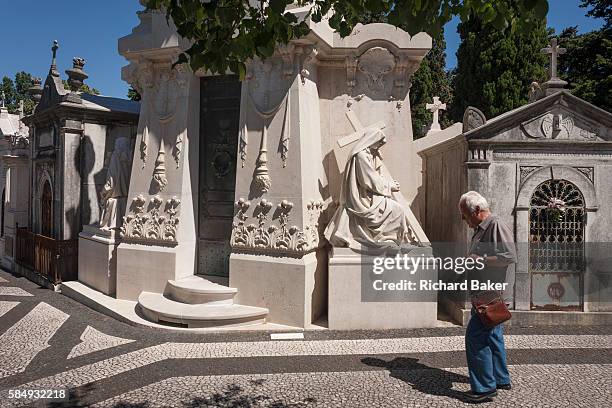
116, 7, 197, 300
229, 43, 326, 327
59, 118, 84, 240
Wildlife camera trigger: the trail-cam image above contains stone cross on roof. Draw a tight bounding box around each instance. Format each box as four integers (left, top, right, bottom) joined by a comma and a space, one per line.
50, 40, 60, 77
541, 38, 566, 81
426, 96, 446, 132
1, 91, 5, 108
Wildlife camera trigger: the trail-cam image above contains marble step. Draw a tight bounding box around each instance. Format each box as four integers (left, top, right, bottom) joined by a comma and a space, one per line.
165, 275, 238, 305
138, 292, 268, 328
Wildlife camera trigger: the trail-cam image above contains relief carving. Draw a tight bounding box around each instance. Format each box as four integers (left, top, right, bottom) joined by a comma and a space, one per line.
246, 57, 290, 117
151, 141, 168, 193
521, 111, 599, 140
541, 114, 573, 139
394, 56, 419, 89
253, 127, 271, 193
462, 107, 487, 133
239, 123, 248, 168
346, 54, 358, 89
575, 167, 594, 184
120, 195, 180, 244
230, 198, 323, 254
357, 47, 396, 91
519, 166, 541, 185
279, 93, 291, 167
135, 62, 189, 168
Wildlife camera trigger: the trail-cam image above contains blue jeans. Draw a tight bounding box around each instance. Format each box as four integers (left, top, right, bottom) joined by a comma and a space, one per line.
465, 309, 511, 393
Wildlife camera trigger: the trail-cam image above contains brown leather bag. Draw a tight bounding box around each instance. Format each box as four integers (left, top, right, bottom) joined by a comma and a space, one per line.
471, 291, 512, 328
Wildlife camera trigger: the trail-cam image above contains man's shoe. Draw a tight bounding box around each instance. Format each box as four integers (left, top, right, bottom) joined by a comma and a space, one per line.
497, 383, 512, 390
462, 390, 498, 403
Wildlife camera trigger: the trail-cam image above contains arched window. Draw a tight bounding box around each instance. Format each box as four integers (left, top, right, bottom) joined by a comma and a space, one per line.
529, 179, 584, 311
41, 181, 53, 237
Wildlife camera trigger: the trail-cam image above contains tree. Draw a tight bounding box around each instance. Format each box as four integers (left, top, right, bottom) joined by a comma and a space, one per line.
410, 32, 453, 139
127, 86, 141, 101
343, 6, 453, 139
146, 0, 550, 76
557, 3, 611, 112
449, 6, 548, 121
61, 80, 101, 95
1, 72, 35, 115
580, 0, 612, 28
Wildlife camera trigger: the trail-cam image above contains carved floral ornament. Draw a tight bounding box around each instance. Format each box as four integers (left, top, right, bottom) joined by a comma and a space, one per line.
230, 197, 324, 254
120, 194, 181, 244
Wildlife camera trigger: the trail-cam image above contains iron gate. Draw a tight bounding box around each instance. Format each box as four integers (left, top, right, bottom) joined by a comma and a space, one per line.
529, 179, 585, 310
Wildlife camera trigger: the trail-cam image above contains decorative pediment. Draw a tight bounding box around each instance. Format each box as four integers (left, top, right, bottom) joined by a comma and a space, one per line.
520, 105, 601, 141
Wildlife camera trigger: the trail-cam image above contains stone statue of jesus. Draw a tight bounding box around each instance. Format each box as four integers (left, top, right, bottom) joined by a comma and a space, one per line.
324, 127, 418, 249
99, 137, 132, 230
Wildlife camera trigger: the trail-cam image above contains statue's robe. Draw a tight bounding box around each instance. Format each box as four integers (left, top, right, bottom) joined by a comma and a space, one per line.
324, 129, 415, 249
99, 139, 132, 230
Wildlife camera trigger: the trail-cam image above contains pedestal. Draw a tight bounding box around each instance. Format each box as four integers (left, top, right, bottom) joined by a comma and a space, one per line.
229, 251, 326, 327
78, 225, 119, 296
328, 246, 438, 330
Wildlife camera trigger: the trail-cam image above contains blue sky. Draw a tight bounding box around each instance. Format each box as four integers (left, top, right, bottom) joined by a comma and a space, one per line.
1, 0, 605, 98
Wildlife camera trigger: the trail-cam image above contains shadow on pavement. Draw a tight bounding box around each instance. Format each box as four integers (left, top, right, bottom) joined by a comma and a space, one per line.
362, 356, 470, 403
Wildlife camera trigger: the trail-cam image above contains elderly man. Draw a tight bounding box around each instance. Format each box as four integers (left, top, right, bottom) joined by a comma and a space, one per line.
459, 191, 516, 403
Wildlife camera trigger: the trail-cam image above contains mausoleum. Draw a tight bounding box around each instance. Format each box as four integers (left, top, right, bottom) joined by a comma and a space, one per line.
418, 39, 612, 325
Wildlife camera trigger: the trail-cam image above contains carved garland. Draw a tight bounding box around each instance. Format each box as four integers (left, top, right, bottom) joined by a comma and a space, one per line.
125, 61, 189, 169
120, 194, 180, 244
230, 198, 324, 254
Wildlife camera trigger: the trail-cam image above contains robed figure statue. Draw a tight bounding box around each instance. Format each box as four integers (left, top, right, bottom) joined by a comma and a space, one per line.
324, 127, 419, 249
99, 137, 132, 230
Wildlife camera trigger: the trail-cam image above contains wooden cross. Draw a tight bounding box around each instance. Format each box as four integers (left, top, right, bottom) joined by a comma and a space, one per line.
426, 96, 446, 132
337, 110, 386, 147
541, 38, 566, 80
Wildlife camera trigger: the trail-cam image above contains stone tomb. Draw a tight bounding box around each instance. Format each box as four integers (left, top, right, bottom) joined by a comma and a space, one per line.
115, 5, 437, 329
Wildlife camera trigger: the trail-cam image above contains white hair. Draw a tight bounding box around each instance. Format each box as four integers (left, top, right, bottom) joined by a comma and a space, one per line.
459, 191, 489, 212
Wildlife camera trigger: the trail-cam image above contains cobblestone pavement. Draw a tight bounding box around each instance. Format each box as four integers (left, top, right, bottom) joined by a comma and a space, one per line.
0, 270, 611, 407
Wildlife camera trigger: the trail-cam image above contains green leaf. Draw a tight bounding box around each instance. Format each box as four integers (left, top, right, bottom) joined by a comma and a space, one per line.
533, 0, 549, 20
269, 0, 288, 14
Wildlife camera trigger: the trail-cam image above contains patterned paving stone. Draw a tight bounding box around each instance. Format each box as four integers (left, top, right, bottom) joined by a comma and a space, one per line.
0, 282, 609, 408
0, 301, 19, 318
91, 364, 612, 408
67, 326, 135, 359
7, 334, 610, 401
0, 302, 69, 379
0, 287, 32, 297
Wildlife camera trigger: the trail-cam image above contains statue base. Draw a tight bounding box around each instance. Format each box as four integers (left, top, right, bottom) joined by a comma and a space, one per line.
229, 251, 327, 328
78, 225, 119, 296
328, 246, 438, 330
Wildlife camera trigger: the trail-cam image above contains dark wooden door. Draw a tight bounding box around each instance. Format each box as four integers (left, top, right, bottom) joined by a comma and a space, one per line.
198, 75, 241, 277
41, 181, 53, 238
